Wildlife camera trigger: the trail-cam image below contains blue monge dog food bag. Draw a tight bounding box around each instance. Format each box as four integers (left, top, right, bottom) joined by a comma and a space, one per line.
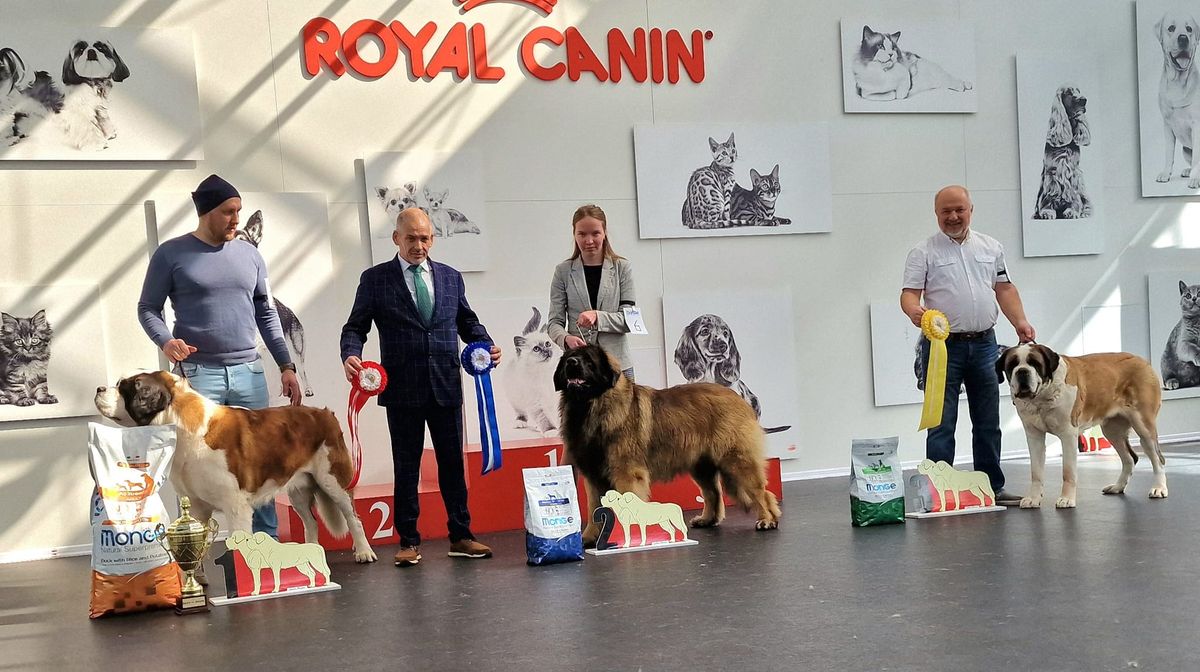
523, 466, 584, 565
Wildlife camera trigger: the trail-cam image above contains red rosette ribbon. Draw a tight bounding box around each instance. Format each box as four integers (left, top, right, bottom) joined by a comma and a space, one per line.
347, 361, 387, 489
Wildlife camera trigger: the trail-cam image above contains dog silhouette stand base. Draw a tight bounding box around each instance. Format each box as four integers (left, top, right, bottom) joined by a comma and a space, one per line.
586, 490, 700, 556
905, 459, 1005, 519
210, 530, 341, 605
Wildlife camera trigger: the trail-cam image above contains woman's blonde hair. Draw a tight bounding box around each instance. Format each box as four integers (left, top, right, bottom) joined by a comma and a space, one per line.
569, 204, 622, 261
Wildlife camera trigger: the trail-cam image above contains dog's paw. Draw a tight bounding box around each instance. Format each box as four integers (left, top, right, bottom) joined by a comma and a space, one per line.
38, 395, 58, 404
754, 519, 779, 531
355, 548, 378, 563
689, 514, 720, 528
1055, 496, 1076, 509
1190, 177, 1200, 190
1019, 496, 1041, 509
1149, 487, 1169, 499
1101, 483, 1126, 495
1165, 378, 1180, 390
13, 398, 35, 407
1185, 167, 1194, 178
1156, 171, 1173, 183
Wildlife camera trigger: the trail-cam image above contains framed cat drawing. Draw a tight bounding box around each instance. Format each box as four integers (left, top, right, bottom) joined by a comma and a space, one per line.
1149, 271, 1200, 400
840, 19, 977, 113
633, 123, 832, 239
0, 284, 109, 423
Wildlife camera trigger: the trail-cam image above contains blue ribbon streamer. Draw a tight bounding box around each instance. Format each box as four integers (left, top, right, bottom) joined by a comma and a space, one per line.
462, 342, 502, 475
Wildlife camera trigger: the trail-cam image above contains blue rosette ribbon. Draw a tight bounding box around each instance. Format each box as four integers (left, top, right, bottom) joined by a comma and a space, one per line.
461, 341, 502, 474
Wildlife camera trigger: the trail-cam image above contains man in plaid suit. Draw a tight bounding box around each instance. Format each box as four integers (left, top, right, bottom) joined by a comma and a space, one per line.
340, 208, 501, 567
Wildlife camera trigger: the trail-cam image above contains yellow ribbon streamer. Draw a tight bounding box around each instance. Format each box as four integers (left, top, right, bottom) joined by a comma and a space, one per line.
918, 310, 951, 430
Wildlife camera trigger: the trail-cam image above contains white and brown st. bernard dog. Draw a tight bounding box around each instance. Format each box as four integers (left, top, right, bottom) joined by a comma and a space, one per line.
997, 344, 1166, 509
94, 371, 377, 563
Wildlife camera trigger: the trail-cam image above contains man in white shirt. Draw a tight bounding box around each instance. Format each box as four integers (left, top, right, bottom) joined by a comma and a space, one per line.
901, 185, 1036, 505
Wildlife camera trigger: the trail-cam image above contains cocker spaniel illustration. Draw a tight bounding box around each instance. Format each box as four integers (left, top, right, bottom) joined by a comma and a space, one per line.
674, 314, 762, 412
1032, 85, 1092, 219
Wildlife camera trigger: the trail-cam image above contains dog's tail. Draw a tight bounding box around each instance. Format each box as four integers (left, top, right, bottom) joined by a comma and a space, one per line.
314, 487, 350, 539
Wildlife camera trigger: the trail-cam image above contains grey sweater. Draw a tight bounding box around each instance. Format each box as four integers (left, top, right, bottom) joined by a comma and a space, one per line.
137, 233, 292, 367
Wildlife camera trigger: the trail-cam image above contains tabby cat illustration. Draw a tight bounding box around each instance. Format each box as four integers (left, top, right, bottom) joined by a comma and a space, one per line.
729, 164, 791, 227
681, 133, 737, 230
851, 25, 972, 101
1161, 280, 1200, 390
0, 310, 58, 407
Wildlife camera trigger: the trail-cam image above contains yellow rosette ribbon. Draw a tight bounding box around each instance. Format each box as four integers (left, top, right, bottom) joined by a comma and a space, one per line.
918, 309, 951, 430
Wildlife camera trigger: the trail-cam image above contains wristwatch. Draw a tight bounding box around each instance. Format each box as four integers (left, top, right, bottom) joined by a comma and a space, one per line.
280, 363, 297, 373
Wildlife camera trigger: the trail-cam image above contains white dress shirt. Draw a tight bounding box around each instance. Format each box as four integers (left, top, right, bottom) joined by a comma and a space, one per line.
395, 255, 436, 305
902, 230, 1011, 333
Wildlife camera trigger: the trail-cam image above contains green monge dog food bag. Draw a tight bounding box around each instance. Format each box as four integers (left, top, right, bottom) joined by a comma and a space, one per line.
849, 437, 905, 526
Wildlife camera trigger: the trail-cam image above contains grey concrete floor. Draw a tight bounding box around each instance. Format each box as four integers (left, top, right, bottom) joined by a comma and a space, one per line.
3, 446, 1200, 671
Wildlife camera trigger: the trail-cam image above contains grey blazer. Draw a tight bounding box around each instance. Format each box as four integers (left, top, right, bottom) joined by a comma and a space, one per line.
547, 257, 636, 370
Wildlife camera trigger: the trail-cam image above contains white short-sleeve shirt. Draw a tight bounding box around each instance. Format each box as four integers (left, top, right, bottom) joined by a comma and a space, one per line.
902, 230, 1011, 333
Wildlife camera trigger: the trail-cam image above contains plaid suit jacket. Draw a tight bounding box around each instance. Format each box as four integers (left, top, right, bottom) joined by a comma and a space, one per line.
340, 257, 491, 407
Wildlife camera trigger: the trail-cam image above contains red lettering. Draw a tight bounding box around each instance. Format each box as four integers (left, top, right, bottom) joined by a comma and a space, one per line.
426, 22, 470, 79
470, 24, 505, 81
649, 28, 664, 84
301, 17, 345, 77
341, 20, 398, 79
520, 27, 565, 81
606, 27, 647, 84
665, 30, 705, 84
564, 27, 608, 82
389, 21, 438, 79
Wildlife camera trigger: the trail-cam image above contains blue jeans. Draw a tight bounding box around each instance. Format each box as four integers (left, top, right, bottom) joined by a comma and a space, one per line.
918, 330, 1005, 492
178, 360, 278, 538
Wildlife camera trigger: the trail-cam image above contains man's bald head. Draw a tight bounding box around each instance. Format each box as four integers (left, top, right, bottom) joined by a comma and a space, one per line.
934, 185, 971, 207
393, 207, 435, 264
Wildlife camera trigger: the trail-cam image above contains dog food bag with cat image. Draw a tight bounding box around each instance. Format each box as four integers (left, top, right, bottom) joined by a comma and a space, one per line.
523, 466, 585, 566
87, 422, 182, 619
849, 436, 906, 527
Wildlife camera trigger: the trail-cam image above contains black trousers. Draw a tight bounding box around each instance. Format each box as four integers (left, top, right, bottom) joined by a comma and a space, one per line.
385, 404, 473, 546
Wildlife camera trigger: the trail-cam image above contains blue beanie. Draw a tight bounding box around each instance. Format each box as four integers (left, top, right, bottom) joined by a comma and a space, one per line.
191, 174, 241, 216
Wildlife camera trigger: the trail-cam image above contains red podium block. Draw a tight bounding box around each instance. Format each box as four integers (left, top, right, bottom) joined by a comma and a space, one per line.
279, 440, 783, 548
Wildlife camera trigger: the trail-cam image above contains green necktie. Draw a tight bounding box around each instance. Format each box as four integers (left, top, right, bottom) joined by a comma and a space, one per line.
410, 264, 433, 324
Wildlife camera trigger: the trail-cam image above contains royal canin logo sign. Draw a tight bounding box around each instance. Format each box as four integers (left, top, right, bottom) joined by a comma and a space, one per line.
301, 0, 712, 84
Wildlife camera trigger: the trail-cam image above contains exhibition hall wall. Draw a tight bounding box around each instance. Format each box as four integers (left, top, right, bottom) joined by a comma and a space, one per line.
1, 0, 1196, 557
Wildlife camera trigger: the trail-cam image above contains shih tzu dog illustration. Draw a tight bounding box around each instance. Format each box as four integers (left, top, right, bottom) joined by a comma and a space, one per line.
60, 39, 130, 150
235, 210, 314, 398
0, 47, 64, 146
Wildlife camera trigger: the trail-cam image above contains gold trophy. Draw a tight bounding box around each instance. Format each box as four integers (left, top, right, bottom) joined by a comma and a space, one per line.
156, 496, 219, 615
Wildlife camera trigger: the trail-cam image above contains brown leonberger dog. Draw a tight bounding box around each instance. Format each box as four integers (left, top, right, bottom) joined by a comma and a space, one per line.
554, 344, 781, 546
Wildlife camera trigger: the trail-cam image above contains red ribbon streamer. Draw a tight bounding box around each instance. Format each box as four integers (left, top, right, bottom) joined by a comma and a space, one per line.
347, 362, 387, 489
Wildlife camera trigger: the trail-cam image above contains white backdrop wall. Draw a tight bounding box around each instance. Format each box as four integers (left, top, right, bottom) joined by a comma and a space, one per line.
1, 0, 1197, 557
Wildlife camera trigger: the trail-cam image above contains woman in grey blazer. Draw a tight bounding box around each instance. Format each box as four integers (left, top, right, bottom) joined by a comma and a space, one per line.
547, 204, 637, 378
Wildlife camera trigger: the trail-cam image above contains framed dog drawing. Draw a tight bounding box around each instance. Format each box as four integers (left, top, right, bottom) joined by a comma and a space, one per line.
0, 24, 201, 160
662, 290, 800, 460
1136, 1, 1200, 196
1016, 52, 1105, 257
363, 150, 488, 272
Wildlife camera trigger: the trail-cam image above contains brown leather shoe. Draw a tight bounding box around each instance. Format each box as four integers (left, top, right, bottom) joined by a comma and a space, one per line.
393, 546, 421, 566
447, 539, 492, 559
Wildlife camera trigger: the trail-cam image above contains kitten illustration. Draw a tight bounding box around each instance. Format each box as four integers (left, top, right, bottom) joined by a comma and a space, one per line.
0, 310, 57, 407
1162, 280, 1200, 390
422, 187, 480, 238
851, 25, 972, 101
235, 210, 314, 398
681, 133, 737, 230
729, 164, 791, 227
504, 307, 560, 434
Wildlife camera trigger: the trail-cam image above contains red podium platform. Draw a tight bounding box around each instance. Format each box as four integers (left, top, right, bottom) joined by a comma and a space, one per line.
278, 441, 784, 549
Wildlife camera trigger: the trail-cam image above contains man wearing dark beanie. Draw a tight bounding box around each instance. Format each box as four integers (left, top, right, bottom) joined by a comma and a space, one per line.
137, 174, 303, 538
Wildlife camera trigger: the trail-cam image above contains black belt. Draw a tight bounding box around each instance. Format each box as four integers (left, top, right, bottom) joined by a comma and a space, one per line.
946, 328, 994, 342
